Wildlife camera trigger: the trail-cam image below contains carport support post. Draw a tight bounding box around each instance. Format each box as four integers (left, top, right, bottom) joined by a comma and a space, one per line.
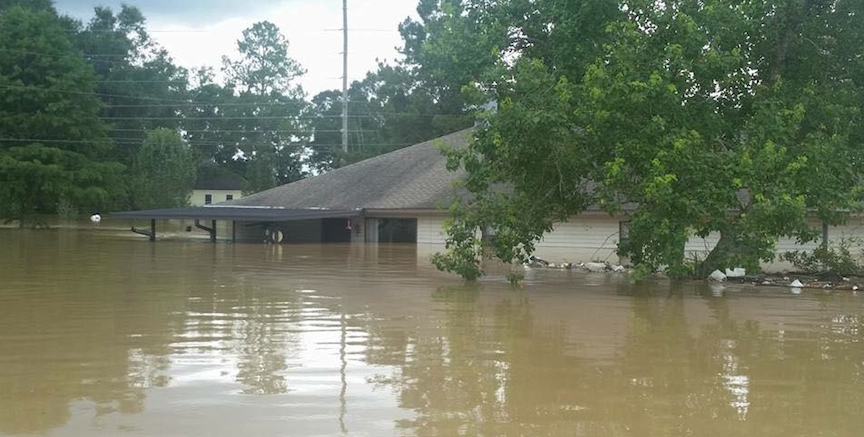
232, 221, 236, 243
150, 219, 156, 242
194, 219, 217, 243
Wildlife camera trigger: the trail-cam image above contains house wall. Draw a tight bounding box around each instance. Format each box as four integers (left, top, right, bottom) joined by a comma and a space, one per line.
417, 216, 448, 244
534, 213, 622, 264
412, 212, 624, 263
191, 189, 243, 206
684, 216, 864, 272
413, 210, 864, 272
351, 216, 366, 243
537, 215, 864, 271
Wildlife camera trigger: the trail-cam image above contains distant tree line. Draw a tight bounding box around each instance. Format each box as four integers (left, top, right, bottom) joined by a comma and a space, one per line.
0, 0, 473, 226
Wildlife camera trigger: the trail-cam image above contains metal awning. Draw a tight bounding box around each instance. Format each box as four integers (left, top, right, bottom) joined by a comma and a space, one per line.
111, 206, 362, 222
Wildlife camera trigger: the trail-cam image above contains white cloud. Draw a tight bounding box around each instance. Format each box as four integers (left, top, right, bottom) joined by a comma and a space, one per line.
59, 0, 420, 95
56, 0, 292, 23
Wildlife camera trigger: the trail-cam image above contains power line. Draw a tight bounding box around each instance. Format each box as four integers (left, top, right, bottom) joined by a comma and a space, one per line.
0, 86, 471, 117
0, 84, 195, 104
97, 113, 466, 120
320, 28, 398, 33
0, 83, 472, 117
99, 80, 192, 84
107, 128, 377, 134
101, 115, 354, 121
65, 28, 398, 34
100, 101, 447, 108
0, 137, 413, 149
1, 47, 386, 66
103, 101, 310, 108
0, 48, 140, 66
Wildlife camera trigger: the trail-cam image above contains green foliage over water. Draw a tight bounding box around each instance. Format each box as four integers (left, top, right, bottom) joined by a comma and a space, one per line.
430, 0, 864, 280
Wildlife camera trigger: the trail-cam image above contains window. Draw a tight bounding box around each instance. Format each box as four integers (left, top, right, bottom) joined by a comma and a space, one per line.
204, 194, 212, 205
226, 194, 234, 201
619, 221, 630, 246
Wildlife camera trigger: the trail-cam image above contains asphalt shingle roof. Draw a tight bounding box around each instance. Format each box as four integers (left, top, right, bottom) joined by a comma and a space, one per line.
194, 174, 244, 191
227, 129, 472, 210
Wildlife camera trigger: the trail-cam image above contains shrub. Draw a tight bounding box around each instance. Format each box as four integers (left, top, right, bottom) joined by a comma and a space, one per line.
781, 236, 864, 277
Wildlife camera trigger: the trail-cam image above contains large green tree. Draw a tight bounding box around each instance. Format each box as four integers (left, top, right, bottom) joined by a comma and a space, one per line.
68, 5, 189, 167
0, 4, 123, 226
0, 0, 51, 12
431, 0, 864, 280
183, 67, 244, 171
131, 129, 196, 210
220, 21, 308, 193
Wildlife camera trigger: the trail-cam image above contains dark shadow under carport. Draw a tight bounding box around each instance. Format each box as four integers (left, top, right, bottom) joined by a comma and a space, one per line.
112, 206, 362, 242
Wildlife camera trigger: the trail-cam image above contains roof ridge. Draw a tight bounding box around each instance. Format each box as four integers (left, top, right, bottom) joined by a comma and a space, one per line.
225, 128, 474, 210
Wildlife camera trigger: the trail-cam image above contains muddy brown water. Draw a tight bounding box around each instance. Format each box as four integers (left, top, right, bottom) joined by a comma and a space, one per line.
1, 227, 864, 436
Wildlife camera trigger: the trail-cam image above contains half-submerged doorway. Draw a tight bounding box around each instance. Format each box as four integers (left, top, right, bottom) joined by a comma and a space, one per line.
364, 218, 418, 243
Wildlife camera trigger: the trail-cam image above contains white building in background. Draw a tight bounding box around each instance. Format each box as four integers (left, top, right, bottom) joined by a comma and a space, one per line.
190, 174, 244, 207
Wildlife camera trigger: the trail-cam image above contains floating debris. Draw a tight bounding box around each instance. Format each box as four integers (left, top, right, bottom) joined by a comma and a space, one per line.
709, 270, 728, 282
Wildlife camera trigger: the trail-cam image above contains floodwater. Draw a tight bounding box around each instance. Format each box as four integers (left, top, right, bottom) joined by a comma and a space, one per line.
2, 227, 864, 437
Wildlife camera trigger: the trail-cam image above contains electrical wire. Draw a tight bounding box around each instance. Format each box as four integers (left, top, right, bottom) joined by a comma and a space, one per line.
0, 85, 472, 117
0, 137, 414, 149
65, 28, 400, 34
106, 128, 377, 134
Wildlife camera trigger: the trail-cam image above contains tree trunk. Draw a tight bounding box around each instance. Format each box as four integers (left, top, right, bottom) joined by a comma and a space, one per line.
767, 0, 803, 86
698, 231, 736, 278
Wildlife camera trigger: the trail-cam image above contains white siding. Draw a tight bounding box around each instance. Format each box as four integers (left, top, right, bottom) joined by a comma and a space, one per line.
681, 217, 864, 271
417, 216, 448, 244
190, 189, 243, 206
684, 233, 721, 260
534, 215, 622, 263
351, 216, 366, 243
414, 213, 624, 263
828, 216, 864, 250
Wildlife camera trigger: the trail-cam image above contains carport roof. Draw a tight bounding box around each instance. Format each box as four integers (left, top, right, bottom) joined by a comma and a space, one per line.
111, 206, 360, 222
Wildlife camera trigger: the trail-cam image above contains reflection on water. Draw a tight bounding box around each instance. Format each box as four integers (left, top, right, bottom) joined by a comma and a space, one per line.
2, 229, 864, 436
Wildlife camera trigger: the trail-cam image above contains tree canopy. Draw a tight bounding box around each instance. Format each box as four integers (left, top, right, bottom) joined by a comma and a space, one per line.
131, 129, 196, 210
0, 0, 487, 222
68, 4, 190, 171
0, 3, 123, 226
431, 0, 864, 280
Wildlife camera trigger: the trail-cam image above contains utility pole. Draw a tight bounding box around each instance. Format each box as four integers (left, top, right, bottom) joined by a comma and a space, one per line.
341, 0, 349, 154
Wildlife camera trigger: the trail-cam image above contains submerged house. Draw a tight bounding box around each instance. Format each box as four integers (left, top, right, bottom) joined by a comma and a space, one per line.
115, 128, 861, 269
115, 129, 637, 262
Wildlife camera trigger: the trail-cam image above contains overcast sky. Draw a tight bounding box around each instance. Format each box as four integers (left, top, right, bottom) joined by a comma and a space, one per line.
53, 0, 418, 95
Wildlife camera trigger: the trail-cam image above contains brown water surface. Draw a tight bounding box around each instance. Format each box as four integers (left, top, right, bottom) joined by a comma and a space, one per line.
1, 228, 864, 436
